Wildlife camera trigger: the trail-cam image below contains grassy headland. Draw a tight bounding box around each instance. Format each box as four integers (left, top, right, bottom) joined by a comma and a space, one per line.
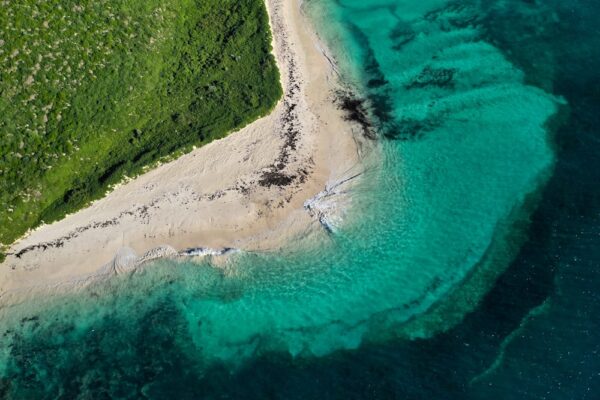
0, 0, 282, 260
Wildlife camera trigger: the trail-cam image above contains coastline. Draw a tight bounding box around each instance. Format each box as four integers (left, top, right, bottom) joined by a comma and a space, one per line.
0, 0, 366, 302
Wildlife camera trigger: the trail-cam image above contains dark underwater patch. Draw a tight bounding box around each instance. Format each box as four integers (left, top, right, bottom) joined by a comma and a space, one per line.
406, 66, 457, 90
389, 22, 416, 51
3, 292, 205, 399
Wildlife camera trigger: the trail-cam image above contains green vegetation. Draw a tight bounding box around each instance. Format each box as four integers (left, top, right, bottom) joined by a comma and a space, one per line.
0, 0, 282, 257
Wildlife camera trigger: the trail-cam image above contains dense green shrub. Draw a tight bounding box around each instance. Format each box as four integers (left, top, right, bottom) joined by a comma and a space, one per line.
0, 0, 282, 255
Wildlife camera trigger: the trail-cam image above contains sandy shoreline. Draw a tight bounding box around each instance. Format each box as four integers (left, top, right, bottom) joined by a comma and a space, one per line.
0, 0, 366, 301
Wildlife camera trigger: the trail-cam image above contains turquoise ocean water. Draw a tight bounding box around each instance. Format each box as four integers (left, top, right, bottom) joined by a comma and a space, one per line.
1, 0, 599, 398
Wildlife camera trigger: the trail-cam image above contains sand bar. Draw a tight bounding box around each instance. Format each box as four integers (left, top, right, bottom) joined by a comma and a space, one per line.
0, 0, 366, 301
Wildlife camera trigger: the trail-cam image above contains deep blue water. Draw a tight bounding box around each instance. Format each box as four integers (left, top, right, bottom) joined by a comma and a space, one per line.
1, 0, 599, 398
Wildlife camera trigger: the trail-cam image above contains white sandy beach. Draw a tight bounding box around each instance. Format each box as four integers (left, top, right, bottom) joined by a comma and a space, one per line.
0, 0, 366, 301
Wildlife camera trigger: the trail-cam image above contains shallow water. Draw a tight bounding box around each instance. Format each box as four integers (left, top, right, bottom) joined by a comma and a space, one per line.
1, 0, 599, 398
